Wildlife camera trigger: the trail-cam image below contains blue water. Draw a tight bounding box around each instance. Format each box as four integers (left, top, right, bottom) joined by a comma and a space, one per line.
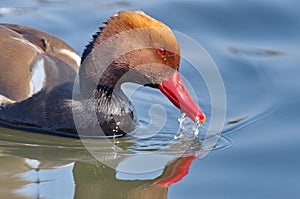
1, 0, 300, 198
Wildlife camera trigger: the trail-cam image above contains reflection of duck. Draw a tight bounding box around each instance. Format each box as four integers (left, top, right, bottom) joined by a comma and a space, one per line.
73, 156, 196, 199
0, 153, 195, 199
0, 11, 205, 137
0, 128, 198, 199
0, 156, 31, 199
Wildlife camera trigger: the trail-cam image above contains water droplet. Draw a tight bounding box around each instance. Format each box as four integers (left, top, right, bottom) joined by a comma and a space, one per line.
178, 112, 186, 130
195, 115, 200, 123
174, 112, 202, 139
112, 134, 118, 159
193, 122, 200, 137
174, 132, 183, 139
174, 113, 187, 139
113, 150, 118, 159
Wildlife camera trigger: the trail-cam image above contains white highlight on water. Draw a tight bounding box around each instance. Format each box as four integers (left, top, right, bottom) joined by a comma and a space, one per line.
25, 159, 41, 170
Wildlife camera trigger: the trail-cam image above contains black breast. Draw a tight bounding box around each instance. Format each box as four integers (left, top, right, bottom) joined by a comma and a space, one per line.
0, 83, 136, 138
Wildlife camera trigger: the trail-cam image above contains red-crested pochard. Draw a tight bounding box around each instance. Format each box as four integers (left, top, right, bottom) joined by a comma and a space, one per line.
0, 11, 205, 137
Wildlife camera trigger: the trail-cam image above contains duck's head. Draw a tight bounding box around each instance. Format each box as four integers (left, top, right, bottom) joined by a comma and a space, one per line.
79, 11, 205, 123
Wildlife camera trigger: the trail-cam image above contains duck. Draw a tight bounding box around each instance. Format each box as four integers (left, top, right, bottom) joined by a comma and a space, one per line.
0, 11, 205, 138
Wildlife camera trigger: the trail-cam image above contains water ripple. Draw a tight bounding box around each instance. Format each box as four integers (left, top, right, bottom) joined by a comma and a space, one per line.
0, 7, 33, 16
228, 46, 284, 57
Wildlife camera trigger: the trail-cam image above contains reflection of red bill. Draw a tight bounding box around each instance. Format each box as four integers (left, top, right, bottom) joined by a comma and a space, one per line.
159, 71, 206, 123
153, 156, 196, 188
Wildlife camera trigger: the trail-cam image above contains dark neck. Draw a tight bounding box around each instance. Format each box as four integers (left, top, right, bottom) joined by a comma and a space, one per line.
76, 78, 136, 136
78, 34, 137, 136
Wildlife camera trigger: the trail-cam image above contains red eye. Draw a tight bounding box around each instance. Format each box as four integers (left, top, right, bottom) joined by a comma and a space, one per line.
157, 47, 166, 56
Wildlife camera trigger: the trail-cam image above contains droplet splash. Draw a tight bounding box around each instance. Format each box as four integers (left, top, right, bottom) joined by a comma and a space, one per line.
112, 134, 118, 159
174, 112, 201, 139
193, 122, 200, 137
178, 113, 186, 130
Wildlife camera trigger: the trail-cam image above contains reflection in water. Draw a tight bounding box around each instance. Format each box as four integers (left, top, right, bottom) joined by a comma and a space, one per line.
0, 156, 30, 199
73, 156, 195, 199
0, 127, 200, 199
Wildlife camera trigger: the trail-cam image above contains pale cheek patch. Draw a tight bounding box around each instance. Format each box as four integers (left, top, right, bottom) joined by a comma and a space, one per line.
31, 58, 46, 95
58, 49, 81, 67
